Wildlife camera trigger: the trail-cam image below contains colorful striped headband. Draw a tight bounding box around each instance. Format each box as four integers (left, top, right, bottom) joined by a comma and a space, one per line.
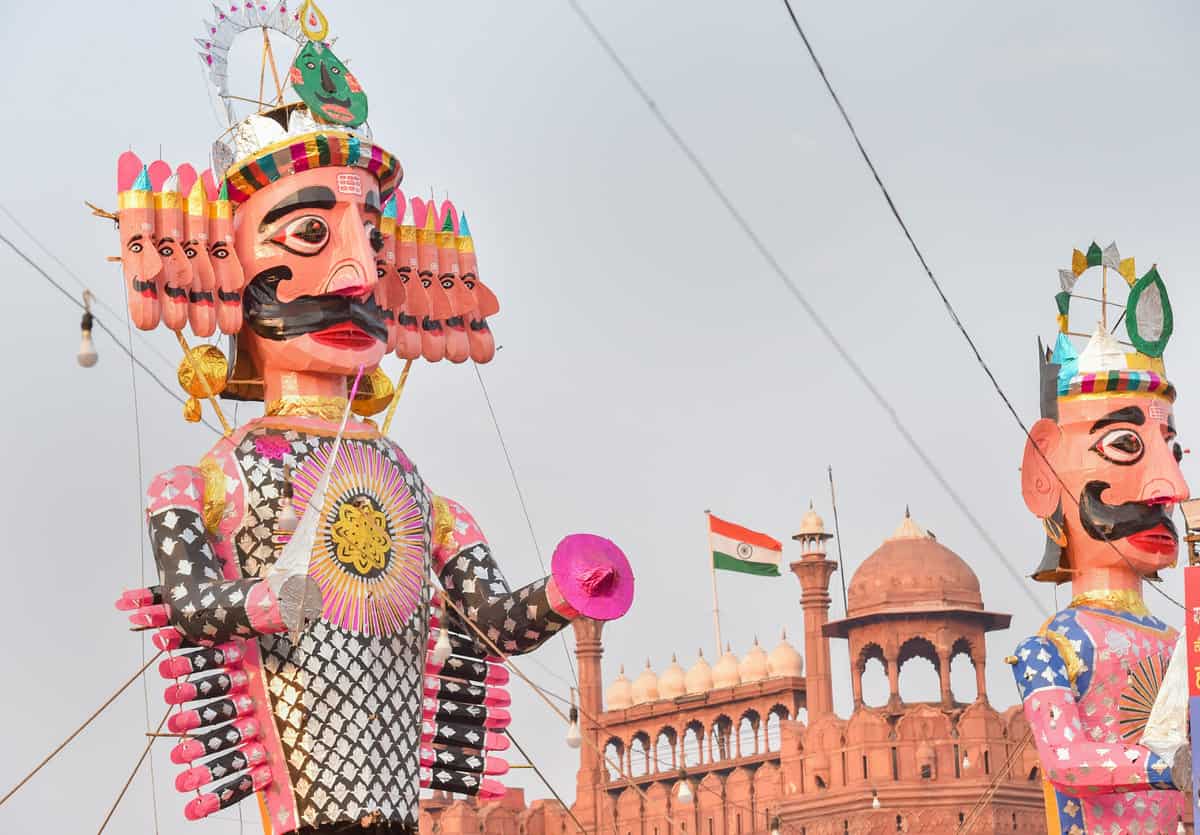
224, 130, 402, 205
1059, 369, 1176, 403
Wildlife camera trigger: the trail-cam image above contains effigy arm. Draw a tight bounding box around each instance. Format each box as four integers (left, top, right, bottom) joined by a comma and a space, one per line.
136, 466, 286, 645
432, 496, 573, 655
431, 495, 633, 656
1013, 634, 1178, 794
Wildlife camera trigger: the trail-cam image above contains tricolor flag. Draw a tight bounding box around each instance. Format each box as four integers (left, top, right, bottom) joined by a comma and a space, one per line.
708, 513, 782, 577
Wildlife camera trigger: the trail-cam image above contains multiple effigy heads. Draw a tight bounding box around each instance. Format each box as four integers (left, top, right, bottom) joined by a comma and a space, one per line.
117, 14, 497, 415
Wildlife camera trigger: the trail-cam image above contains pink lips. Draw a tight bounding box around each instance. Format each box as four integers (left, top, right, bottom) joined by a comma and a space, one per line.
310, 322, 377, 350
1128, 525, 1178, 556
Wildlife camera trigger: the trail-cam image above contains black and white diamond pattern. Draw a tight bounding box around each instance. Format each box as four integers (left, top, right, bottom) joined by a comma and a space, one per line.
232, 429, 431, 830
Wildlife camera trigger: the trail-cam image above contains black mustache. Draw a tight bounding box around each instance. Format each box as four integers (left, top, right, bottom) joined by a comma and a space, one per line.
243, 266, 387, 343
1078, 480, 1177, 542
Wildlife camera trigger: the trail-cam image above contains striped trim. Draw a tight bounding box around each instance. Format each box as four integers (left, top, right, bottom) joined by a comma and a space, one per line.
225, 131, 402, 205
1060, 370, 1175, 402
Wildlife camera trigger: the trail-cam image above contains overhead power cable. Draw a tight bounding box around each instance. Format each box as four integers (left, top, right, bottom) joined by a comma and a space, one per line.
473, 362, 580, 685
563, 0, 1047, 616
776, 0, 1182, 610
0, 231, 222, 436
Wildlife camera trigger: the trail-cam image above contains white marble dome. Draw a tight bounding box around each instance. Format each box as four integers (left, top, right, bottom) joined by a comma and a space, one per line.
685, 650, 714, 694
632, 660, 660, 704
606, 666, 633, 709
767, 629, 803, 678
659, 655, 686, 699
739, 637, 769, 683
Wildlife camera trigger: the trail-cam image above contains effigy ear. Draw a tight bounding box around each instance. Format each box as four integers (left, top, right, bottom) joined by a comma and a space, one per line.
178, 163, 217, 337
150, 161, 194, 331
203, 173, 246, 335
1021, 418, 1064, 519
116, 151, 163, 330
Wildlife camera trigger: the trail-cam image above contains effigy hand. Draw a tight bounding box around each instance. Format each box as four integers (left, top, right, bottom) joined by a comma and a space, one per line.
548, 533, 635, 622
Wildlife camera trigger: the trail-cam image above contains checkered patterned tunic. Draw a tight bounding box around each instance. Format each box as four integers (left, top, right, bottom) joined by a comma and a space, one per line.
1012, 604, 1182, 834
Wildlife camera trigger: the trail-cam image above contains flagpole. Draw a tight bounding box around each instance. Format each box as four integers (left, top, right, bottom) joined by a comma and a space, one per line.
705, 510, 723, 656
827, 465, 850, 616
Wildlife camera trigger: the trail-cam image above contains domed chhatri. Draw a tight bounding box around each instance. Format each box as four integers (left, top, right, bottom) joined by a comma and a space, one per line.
845, 508, 985, 619
713, 644, 742, 689
767, 628, 804, 677
631, 660, 660, 705
658, 654, 687, 699
793, 500, 833, 556
739, 637, 769, 683
685, 650, 714, 694
606, 666, 633, 710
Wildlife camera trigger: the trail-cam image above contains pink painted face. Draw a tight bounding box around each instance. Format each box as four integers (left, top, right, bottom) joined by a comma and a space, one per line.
208, 205, 245, 334
118, 203, 164, 330
1022, 394, 1189, 576
234, 166, 387, 378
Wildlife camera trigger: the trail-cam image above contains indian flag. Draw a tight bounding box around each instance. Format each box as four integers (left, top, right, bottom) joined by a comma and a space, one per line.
709, 513, 782, 577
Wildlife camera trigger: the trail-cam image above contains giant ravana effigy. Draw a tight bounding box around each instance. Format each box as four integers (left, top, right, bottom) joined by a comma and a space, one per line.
108, 3, 634, 832
1012, 242, 1194, 833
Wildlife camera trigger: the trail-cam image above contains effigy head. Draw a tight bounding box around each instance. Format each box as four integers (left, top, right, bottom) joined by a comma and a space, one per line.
1021, 243, 1187, 582
289, 40, 367, 126
233, 161, 392, 378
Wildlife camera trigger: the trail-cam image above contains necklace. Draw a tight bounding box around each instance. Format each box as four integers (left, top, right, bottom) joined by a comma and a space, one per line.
1069, 588, 1151, 618
265, 395, 349, 422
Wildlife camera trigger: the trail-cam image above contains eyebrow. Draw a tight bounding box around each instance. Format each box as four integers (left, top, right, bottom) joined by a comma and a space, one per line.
1090, 406, 1146, 432
260, 186, 337, 227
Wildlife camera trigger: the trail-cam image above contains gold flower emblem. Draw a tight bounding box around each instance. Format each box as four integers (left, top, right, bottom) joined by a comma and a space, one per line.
329, 497, 391, 575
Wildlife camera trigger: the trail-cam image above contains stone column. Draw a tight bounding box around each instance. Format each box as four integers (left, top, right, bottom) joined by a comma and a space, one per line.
886, 654, 900, 706
974, 654, 987, 703
573, 618, 605, 835
937, 648, 952, 706
790, 556, 838, 717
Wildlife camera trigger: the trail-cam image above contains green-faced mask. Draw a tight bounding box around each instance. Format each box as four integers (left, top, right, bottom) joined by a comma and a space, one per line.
290, 41, 368, 127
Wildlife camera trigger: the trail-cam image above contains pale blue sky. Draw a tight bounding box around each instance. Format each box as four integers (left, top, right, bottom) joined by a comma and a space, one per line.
3, 1, 1200, 831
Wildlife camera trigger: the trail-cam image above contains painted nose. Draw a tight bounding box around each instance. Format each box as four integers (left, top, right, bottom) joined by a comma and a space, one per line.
1140, 477, 1188, 504
322, 206, 377, 296
320, 61, 336, 94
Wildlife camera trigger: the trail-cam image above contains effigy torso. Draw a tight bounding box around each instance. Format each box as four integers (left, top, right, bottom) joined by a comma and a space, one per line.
1015, 598, 1181, 833
219, 417, 430, 828
144, 411, 579, 831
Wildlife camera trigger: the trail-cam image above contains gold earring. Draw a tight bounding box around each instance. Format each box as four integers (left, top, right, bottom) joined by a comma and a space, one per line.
1042, 515, 1066, 547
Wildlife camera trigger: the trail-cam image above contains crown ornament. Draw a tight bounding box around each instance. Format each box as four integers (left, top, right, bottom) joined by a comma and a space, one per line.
1038, 241, 1175, 419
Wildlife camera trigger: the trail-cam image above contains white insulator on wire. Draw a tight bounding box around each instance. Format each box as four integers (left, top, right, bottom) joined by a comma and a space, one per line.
565, 706, 582, 749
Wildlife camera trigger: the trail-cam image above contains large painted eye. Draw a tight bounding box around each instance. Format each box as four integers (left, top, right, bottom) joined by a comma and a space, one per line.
1091, 428, 1145, 465
306, 61, 316, 70
330, 65, 341, 75
184, 246, 198, 259
270, 215, 329, 256
210, 244, 230, 260
376, 259, 387, 280
365, 221, 384, 253
1174, 442, 1184, 463
127, 241, 143, 253
158, 244, 174, 258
